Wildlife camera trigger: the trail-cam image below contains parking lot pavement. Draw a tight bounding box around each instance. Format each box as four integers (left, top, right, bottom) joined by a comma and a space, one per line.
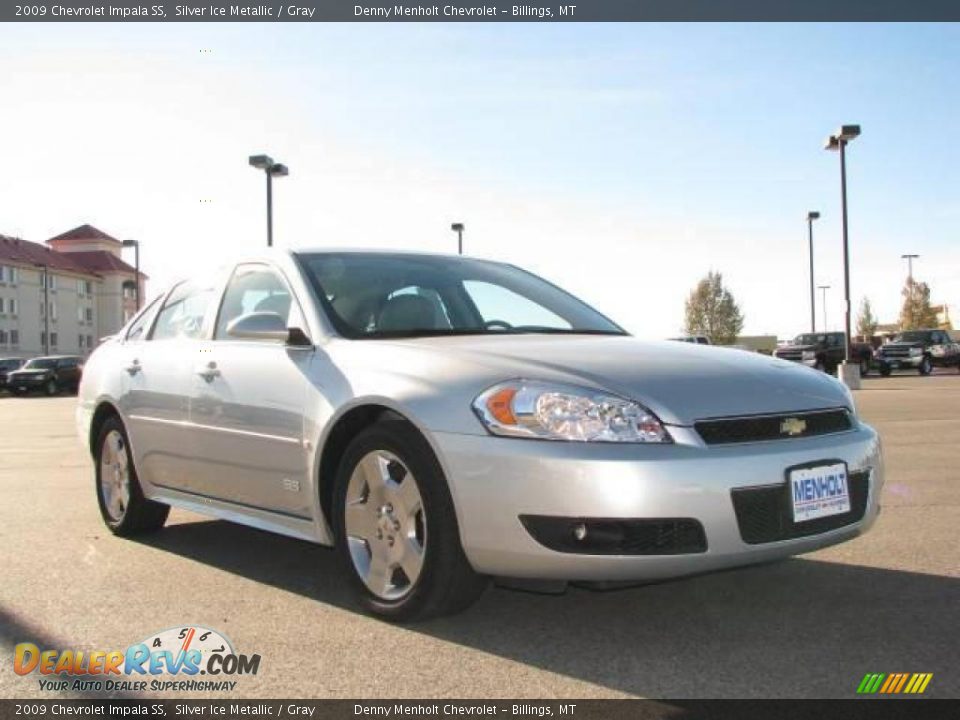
1, 376, 957, 700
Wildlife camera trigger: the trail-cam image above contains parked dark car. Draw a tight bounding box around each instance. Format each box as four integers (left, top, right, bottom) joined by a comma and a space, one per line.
874, 329, 960, 376
774, 332, 874, 376
7, 355, 83, 396
0, 357, 26, 390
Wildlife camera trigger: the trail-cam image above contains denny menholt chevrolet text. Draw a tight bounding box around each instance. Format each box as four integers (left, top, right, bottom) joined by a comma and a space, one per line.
77, 251, 883, 620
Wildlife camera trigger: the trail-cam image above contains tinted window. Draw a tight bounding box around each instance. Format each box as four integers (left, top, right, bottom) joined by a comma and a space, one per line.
894, 331, 933, 343
24, 358, 57, 369
58, 358, 78, 369
215, 264, 294, 340
298, 252, 623, 339
151, 281, 216, 341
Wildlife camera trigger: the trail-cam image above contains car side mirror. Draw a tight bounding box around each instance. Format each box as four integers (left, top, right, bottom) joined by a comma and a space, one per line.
226, 312, 312, 347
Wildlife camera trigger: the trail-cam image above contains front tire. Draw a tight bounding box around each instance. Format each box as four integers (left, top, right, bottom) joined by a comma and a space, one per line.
919, 356, 933, 376
45, 378, 58, 396
859, 358, 870, 377
879, 364, 892, 377
95, 416, 169, 536
332, 420, 487, 621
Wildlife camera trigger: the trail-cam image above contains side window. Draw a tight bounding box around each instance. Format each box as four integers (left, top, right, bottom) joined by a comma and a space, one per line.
125, 296, 162, 342
151, 281, 216, 341
463, 280, 571, 330
215, 264, 293, 340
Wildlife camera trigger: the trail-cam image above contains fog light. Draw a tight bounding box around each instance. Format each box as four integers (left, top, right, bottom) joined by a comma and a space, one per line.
572, 523, 588, 541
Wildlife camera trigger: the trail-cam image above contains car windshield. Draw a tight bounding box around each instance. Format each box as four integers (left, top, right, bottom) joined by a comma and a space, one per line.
24, 358, 57, 369
894, 331, 932, 342
297, 252, 626, 339
794, 334, 828, 345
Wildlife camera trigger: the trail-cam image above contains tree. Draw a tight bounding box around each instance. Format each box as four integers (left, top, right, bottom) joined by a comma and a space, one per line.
899, 277, 938, 330
856, 297, 879, 339
684, 271, 744, 345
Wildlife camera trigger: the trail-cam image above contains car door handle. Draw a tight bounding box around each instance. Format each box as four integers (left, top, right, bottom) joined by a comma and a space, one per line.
197, 362, 220, 382
125, 360, 141, 375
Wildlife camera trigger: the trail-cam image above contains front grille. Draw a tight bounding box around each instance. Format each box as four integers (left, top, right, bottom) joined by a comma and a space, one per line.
731, 470, 869, 544
776, 350, 803, 361
695, 409, 852, 445
520, 516, 707, 555
880, 347, 911, 358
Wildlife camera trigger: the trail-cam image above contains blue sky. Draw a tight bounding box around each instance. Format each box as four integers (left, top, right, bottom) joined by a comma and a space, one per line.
1, 22, 957, 337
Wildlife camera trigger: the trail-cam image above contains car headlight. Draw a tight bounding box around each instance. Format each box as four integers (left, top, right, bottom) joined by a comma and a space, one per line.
472, 380, 672, 443
909, 347, 923, 357
801, 350, 816, 361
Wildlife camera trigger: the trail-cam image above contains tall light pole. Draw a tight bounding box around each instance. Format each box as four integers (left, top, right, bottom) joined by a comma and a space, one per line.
451, 222, 465, 255
825, 124, 861, 365
818, 285, 831, 332
901, 253, 919, 282
249, 154, 289, 247
35, 263, 49, 355
806, 211, 820, 332
121, 239, 141, 311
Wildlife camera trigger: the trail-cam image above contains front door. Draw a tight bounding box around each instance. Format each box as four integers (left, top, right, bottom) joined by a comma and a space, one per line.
187, 263, 312, 518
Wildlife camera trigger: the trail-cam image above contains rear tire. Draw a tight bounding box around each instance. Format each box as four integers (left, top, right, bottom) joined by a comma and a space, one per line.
332, 420, 487, 621
95, 416, 169, 536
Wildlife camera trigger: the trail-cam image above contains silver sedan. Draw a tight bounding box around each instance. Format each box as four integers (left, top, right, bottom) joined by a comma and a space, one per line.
77, 250, 883, 620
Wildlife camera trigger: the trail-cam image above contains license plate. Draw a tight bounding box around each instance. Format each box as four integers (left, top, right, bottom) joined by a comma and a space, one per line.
789, 462, 850, 523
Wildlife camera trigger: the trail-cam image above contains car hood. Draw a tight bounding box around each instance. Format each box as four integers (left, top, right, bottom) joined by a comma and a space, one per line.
342, 335, 852, 427
880, 342, 923, 351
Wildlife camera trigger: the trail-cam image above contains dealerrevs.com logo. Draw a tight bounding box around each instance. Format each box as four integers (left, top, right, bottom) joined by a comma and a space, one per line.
14, 626, 261, 693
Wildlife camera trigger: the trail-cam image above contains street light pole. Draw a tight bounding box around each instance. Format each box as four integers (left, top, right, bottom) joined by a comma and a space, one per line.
825, 125, 860, 365
249, 154, 289, 247
819, 285, 831, 332
806, 211, 820, 332
36, 263, 49, 355
122, 239, 140, 311
451, 223, 464, 255
901, 253, 919, 282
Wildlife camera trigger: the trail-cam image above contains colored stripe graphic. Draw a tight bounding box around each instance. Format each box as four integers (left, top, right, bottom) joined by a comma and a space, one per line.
856, 672, 932, 694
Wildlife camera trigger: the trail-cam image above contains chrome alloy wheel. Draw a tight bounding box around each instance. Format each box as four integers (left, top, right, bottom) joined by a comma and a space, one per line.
99, 430, 131, 522
344, 450, 426, 601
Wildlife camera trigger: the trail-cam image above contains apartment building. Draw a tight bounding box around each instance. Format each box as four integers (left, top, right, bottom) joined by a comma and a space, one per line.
0, 224, 144, 358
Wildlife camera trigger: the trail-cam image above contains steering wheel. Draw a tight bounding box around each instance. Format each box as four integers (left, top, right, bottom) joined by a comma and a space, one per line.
484, 320, 513, 331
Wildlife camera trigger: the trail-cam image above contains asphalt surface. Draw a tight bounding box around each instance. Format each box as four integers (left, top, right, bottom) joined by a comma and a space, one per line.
1, 372, 958, 699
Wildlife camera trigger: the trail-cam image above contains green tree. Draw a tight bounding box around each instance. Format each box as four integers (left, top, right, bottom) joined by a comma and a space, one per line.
856, 297, 879, 339
684, 271, 744, 345
899, 278, 938, 330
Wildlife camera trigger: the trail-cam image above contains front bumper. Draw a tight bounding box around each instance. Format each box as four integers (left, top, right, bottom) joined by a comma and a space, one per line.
875, 356, 922, 369
433, 422, 883, 581
7, 375, 50, 389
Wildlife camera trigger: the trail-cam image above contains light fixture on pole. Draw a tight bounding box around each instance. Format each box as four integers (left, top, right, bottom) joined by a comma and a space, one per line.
121, 239, 141, 311
451, 223, 465, 255
901, 253, 919, 282
35, 262, 50, 355
806, 211, 820, 332
824, 124, 860, 370
818, 284, 831, 332
249, 154, 289, 247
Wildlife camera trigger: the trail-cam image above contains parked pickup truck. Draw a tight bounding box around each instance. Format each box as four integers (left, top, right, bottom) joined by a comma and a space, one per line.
774, 332, 874, 376
874, 329, 960, 376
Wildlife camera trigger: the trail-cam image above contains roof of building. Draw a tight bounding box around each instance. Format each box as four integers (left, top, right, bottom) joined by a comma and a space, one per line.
47, 223, 121, 245
0, 234, 143, 278
0, 234, 98, 276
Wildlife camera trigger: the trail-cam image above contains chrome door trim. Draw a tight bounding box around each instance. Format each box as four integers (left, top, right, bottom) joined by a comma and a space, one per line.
127, 414, 301, 446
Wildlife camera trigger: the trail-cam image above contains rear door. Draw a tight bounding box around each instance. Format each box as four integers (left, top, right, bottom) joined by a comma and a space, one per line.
187, 263, 312, 518
122, 279, 217, 494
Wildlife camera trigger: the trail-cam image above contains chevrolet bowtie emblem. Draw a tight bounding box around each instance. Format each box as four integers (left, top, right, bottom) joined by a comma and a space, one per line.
780, 417, 807, 436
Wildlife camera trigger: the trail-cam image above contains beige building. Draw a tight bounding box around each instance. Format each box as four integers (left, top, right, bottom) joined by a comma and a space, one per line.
0, 224, 144, 358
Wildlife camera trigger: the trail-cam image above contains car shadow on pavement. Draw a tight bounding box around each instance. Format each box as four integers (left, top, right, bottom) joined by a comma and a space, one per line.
136, 519, 959, 698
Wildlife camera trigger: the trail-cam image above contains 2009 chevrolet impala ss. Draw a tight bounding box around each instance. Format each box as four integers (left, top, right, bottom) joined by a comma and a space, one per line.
77, 251, 883, 620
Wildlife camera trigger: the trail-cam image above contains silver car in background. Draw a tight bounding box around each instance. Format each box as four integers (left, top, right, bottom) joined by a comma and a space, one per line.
77, 250, 883, 620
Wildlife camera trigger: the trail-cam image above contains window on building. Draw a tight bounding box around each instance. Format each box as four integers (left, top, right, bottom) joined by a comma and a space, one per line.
10, 267, 17, 284
85, 307, 94, 323
0, 330, 7, 346
40, 302, 45, 318
77, 306, 84, 324
49, 275, 57, 291
9, 298, 16, 316
79, 334, 85, 349
0, 266, 5, 282
50, 332, 58, 347
85, 280, 93, 295
0, 298, 4, 314
40, 331, 46, 347
10, 330, 18, 346
77, 279, 85, 296
51, 302, 58, 322
86, 334, 93, 348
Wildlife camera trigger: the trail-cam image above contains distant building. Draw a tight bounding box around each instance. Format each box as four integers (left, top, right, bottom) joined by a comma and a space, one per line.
0, 224, 145, 358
